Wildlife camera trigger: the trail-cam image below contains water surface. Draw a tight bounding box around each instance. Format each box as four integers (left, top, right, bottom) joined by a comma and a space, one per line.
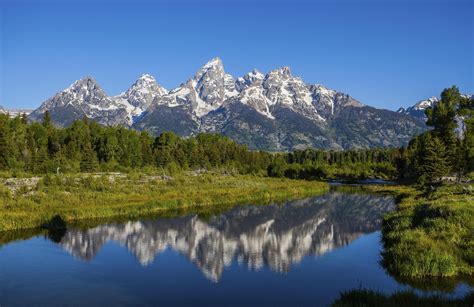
0, 189, 471, 306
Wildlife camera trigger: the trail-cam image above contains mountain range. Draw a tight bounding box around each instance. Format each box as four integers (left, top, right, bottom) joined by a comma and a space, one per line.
26, 57, 436, 150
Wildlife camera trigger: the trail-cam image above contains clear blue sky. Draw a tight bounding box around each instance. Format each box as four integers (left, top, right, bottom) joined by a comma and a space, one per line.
1, 0, 472, 110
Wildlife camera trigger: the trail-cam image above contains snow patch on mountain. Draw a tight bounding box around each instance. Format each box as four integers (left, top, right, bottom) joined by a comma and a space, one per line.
239, 85, 275, 119
28, 57, 427, 150
30, 75, 169, 126
236, 69, 265, 91
151, 57, 239, 118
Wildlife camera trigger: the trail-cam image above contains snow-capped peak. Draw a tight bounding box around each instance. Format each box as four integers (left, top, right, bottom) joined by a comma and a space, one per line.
107, 73, 169, 124
267, 66, 292, 79
188, 57, 230, 116
413, 96, 438, 110
137, 73, 155, 82
66, 76, 104, 96
397, 95, 439, 121
54, 76, 110, 109
262, 66, 309, 105
150, 57, 237, 118
236, 69, 265, 91
201, 57, 223, 70
126, 74, 168, 98
193, 57, 224, 81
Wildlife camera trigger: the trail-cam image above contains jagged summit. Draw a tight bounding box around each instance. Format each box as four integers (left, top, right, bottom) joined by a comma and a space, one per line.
69, 75, 96, 85
267, 66, 292, 79
29, 57, 428, 150
70, 76, 94, 85
200, 57, 223, 70
137, 73, 156, 81
149, 57, 235, 117
236, 69, 265, 91
193, 57, 225, 83
66, 76, 106, 97
120, 74, 168, 110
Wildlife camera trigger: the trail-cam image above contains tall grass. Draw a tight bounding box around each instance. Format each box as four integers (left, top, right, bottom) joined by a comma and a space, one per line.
0, 173, 328, 232
366, 183, 474, 278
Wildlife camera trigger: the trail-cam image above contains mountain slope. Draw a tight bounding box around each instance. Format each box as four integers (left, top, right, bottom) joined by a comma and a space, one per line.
332, 106, 427, 148
397, 96, 438, 122
29, 75, 168, 127
29, 57, 428, 150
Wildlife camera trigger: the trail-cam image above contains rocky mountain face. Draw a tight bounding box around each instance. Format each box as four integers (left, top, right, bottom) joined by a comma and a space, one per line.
397, 96, 439, 122
56, 191, 395, 282
398, 94, 473, 122
29, 74, 167, 127
29, 57, 428, 150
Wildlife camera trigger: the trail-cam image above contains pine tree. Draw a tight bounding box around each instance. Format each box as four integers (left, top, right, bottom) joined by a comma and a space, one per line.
425, 86, 459, 169
42, 111, 53, 128
80, 138, 98, 172
0, 121, 9, 170
420, 136, 450, 185
458, 96, 474, 173
34, 146, 49, 173
139, 131, 153, 166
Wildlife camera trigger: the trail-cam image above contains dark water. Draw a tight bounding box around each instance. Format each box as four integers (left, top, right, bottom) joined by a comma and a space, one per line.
0, 189, 472, 306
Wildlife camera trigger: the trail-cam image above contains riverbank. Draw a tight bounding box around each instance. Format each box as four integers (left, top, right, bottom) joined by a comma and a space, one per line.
0, 173, 329, 232
357, 183, 474, 279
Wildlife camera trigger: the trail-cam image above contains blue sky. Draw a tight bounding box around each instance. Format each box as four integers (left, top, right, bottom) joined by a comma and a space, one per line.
1, 0, 472, 110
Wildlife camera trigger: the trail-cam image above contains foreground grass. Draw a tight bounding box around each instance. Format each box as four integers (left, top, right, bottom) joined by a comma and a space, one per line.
360, 183, 474, 279
0, 172, 328, 232
332, 289, 474, 307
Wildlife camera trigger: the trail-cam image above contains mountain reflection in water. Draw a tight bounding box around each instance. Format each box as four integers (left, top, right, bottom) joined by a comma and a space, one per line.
57, 191, 395, 282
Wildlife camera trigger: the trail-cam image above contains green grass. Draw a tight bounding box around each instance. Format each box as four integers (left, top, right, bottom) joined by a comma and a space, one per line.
361, 183, 474, 279
0, 172, 328, 232
331, 289, 474, 307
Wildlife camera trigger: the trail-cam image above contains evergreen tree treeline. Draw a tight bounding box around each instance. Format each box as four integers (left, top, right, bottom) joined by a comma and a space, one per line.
0, 114, 272, 174
0, 110, 403, 178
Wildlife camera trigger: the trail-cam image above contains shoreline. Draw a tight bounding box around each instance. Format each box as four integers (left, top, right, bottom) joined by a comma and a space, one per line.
0, 173, 329, 232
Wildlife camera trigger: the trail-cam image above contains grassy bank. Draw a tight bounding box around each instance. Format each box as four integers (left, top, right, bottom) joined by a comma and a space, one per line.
331, 289, 474, 307
0, 172, 329, 232
360, 183, 474, 279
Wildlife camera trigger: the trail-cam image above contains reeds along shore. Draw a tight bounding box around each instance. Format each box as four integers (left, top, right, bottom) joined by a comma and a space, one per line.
0, 173, 329, 232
